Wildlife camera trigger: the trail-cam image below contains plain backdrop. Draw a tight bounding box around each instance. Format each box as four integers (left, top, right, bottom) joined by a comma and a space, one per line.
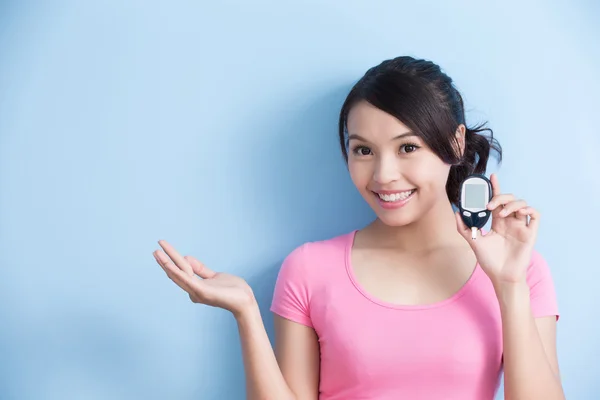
1, 1, 598, 399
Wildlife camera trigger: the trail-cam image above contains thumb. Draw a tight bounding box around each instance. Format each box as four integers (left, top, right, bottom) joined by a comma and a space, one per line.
185, 256, 217, 279
455, 211, 473, 242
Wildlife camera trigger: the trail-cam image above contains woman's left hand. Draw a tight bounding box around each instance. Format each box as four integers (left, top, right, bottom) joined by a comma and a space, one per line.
455, 173, 540, 286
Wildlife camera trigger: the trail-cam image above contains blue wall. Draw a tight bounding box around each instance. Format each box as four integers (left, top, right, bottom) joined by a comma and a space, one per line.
1, 1, 598, 399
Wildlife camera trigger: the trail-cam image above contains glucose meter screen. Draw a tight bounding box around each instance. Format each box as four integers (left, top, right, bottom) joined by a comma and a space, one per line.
465, 184, 487, 209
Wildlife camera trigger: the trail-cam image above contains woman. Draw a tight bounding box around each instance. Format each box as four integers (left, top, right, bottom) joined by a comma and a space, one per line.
153, 56, 564, 400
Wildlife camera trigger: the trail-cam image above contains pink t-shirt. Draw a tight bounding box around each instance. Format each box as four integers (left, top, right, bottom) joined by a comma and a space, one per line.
270, 230, 559, 400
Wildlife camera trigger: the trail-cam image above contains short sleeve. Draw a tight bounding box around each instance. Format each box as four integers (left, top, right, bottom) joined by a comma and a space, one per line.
526, 250, 559, 321
270, 244, 314, 328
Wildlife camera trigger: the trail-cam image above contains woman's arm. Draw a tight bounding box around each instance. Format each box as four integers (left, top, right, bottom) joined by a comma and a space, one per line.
495, 281, 564, 400
236, 302, 319, 400
453, 175, 563, 399
152, 243, 317, 400
274, 315, 320, 400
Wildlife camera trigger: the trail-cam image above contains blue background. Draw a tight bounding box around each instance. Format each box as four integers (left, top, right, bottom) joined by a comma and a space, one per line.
1, 1, 598, 398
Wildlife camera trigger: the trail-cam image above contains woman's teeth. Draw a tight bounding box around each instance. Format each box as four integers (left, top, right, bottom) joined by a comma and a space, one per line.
377, 190, 415, 202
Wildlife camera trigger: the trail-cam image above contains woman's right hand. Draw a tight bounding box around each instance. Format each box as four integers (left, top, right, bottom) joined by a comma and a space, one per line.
153, 240, 256, 318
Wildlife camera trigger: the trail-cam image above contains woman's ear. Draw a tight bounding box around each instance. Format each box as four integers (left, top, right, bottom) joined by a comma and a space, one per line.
453, 124, 466, 158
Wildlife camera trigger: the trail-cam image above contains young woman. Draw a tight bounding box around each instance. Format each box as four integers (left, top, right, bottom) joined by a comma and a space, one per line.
153, 56, 564, 400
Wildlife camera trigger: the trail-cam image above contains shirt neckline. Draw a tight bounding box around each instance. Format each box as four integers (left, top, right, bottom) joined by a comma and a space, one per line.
344, 229, 482, 310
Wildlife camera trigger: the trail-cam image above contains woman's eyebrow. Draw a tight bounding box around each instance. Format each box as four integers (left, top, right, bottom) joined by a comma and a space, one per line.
347, 132, 416, 142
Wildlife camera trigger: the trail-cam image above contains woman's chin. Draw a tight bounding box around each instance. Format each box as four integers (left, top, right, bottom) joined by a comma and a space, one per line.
375, 212, 415, 227
366, 191, 419, 226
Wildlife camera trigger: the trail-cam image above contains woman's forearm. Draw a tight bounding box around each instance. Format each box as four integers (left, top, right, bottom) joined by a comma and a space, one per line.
495, 281, 564, 400
235, 301, 296, 400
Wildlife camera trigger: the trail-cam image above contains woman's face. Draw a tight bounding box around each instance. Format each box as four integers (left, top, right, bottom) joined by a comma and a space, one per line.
346, 101, 459, 227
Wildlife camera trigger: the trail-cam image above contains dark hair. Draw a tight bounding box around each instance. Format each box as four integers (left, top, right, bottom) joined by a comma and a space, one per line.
338, 56, 502, 206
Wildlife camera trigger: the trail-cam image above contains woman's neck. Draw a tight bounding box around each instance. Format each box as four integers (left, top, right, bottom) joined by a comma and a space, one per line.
362, 199, 465, 254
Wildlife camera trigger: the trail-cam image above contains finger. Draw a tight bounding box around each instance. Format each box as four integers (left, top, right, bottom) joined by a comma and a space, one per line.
455, 211, 484, 242
455, 211, 472, 240
487, 193, 516, 211
155, 250, 202, 295
518, 206, 541, 230
154, 250, 190, 287
490, 173, 501, 198
185, 256, 217, 279
498, 200, 528, 218
158, 240, 194, 277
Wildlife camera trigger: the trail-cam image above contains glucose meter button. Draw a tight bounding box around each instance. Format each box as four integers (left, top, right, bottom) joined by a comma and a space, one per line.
478, 212, 486, 217
462, 211, 471, 217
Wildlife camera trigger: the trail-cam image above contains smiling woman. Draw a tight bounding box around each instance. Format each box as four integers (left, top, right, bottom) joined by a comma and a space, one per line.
154, 56, 564, 400
338, 57, 502, 210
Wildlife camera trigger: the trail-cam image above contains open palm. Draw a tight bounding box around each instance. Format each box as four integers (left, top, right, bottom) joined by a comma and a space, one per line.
153, 240, 255, 317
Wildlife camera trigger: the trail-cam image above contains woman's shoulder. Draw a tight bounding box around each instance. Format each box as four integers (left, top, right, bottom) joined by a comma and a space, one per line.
524, 249, 560, 319
287, 229, 355, 260
271, 231, 356, 325
278, 229, 356, 276
526, 248, 555, 284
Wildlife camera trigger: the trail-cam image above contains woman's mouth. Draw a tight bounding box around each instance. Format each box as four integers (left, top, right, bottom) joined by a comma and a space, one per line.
372, 189, 416, 209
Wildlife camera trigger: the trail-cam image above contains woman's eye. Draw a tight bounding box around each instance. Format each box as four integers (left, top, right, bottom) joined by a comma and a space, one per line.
352, 144, 418, 156
353, 146, 372, 156
401, 144, 419, 153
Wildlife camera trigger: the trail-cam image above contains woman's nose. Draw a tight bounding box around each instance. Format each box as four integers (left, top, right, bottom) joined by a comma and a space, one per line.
373, 157, 401, 185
